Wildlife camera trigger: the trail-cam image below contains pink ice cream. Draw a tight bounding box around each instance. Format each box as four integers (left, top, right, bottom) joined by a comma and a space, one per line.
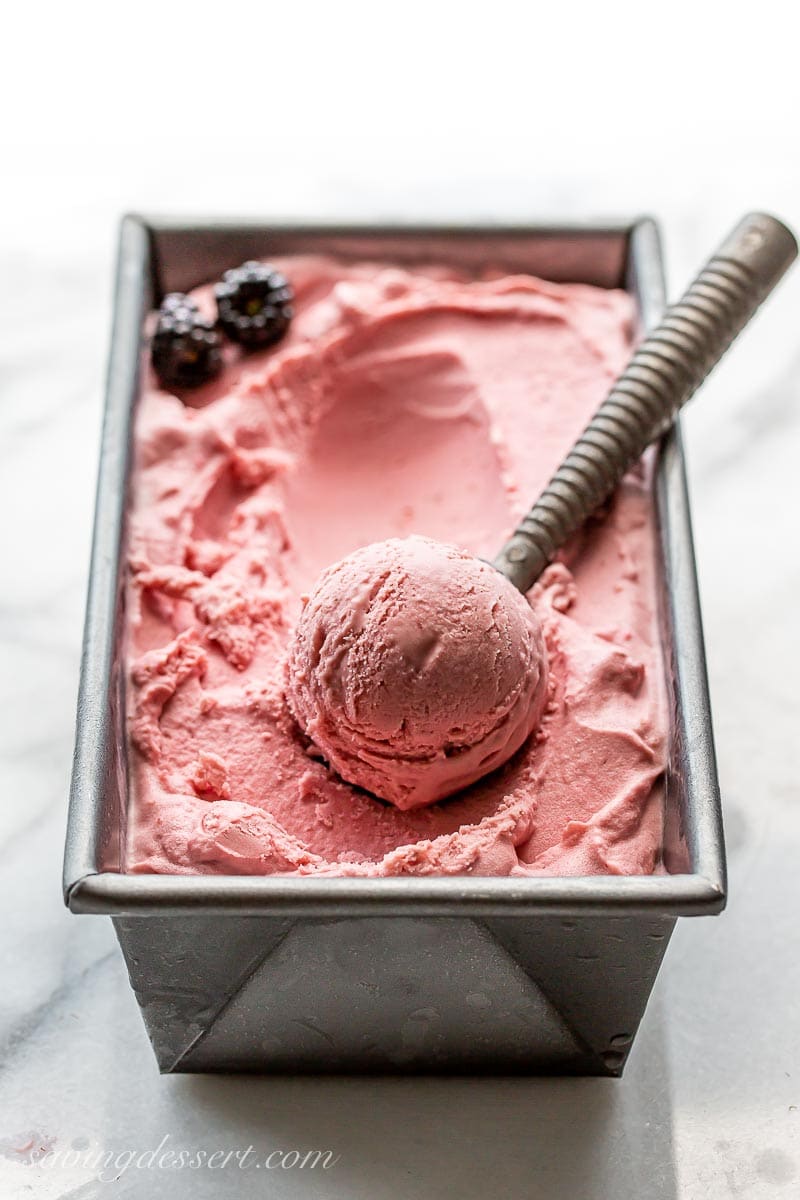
286, 536, 549, 810
125, 256, 667, 877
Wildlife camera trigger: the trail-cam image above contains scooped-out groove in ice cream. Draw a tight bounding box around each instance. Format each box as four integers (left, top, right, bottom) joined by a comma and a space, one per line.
125, 256, 668, 877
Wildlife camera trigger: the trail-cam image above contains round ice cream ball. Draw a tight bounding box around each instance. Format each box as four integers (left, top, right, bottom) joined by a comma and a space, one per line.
285, 535, 549, 810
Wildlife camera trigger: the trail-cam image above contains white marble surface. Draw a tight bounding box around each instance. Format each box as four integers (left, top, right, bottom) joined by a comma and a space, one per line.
2, 5, 800, 1196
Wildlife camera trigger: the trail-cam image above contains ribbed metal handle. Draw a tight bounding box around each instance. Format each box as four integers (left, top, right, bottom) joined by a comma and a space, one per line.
494, 212, 797, 593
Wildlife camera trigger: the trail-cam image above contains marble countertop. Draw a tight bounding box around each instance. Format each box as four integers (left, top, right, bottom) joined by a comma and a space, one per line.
2, 8, 799, 1196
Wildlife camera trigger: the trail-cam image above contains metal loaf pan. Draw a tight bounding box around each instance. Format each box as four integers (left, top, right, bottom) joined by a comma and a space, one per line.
64, 216, 726, 1075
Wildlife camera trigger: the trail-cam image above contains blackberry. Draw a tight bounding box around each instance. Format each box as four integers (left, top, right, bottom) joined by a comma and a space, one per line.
215, 261, 294, 349
150, 293, 223, 389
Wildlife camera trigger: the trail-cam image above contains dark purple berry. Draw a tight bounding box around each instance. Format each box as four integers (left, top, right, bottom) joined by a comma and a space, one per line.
215, 261, 293, 349
151, 293, 223, 389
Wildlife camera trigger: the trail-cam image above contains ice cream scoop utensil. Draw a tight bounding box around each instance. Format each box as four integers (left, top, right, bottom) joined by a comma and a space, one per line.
287, 213, 796, 808
493, 212, 797, 593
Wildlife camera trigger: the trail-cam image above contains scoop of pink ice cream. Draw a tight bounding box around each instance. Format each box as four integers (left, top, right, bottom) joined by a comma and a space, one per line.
285, 535, 548, 810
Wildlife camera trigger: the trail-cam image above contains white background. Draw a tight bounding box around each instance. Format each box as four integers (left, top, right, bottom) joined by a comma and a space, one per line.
1, 2, 799, 1197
